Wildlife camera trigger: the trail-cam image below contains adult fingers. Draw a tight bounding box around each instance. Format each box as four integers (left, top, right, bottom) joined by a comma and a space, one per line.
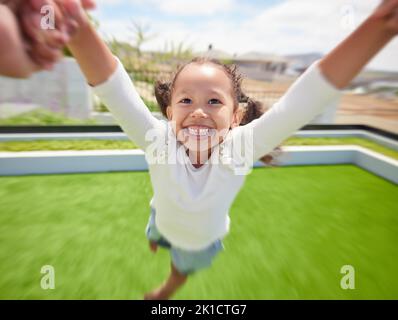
30, 41, 63, 63
30, 0, 68, 33
20, 8, 66, 47
64, 18, 79, 38
29, 0, 50, 11
26, 44, 55, 70
63, 0, 88, 26
20, 9, 46, 44
81, 0, 96, 10
43, 29, 69, 48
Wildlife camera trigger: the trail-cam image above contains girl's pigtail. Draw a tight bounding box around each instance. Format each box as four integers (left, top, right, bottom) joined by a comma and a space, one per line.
239, 93, 282, 166
239, 93, 263, 126
154, 80, 171, 117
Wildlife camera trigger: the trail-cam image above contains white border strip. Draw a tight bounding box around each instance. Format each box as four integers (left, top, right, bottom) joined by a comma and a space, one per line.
0, 146, 397, 184
294, 130, 398, 151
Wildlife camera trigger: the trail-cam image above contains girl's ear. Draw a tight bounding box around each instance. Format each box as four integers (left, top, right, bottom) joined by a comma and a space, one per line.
166, 106, 173, 120
231, 107, 244, 129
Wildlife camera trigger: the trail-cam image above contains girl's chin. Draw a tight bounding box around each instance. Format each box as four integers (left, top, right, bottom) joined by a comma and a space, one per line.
182, 140, 216, 152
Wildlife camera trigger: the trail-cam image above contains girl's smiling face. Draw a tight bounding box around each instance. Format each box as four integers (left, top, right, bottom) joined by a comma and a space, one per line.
166, 62, 243, 152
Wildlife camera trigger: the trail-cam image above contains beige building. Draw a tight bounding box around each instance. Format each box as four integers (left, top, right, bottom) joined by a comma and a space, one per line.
198, 48, 290, 81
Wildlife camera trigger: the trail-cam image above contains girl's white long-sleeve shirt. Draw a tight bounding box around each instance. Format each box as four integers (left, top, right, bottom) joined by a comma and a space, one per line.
92, 57, 342, 251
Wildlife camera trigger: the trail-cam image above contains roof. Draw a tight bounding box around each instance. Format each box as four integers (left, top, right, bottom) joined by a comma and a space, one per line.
234, 52, 290, 63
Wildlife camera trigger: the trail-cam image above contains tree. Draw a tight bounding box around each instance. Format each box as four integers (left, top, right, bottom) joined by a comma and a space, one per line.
129, 20, 156, 58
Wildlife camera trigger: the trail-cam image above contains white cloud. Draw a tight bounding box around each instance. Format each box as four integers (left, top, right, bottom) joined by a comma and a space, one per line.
241, 0, 378, 50
245, 0, 397, 71
98, 0, 235, 15
151, 0, 235, 16
97, 0, 124, 4
94, 0, 398, 71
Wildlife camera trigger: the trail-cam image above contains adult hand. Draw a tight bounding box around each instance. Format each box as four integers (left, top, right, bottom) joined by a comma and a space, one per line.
19, 0, 96, 70
0, 0, 96, 77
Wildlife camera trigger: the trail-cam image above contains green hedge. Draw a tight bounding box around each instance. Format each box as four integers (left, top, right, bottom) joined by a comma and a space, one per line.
0, 137, 397, 160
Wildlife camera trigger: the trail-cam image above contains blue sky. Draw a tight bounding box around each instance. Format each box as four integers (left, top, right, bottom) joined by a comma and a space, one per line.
93, 0, 398, 72
96, 0, 281, 22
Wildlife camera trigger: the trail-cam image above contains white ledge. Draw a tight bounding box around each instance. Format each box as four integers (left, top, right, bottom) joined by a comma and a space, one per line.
0, 145, 396, 184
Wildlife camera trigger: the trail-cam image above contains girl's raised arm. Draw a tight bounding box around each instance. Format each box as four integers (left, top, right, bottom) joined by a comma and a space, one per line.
243, 0, 397, 162
65, 0, 116, 86
318, 0, 398, 89
64, 0, 164, 151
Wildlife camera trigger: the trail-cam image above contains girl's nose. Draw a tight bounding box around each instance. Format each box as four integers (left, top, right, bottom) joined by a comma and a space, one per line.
191, 107, 208, 118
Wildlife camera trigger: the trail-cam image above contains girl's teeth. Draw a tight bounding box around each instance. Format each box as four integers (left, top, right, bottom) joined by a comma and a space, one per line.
188, 127, 209, 136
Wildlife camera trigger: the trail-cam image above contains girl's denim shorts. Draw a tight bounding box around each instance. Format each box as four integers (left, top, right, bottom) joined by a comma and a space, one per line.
145, 207, 224, 275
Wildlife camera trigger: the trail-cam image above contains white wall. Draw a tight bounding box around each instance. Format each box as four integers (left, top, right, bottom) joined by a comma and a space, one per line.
0, 57, 92, 119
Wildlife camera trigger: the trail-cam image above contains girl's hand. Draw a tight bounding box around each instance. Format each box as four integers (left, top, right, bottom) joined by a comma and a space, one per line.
318, 0, 397, 90
62, 0, 93, 33
371, 0, 398, 35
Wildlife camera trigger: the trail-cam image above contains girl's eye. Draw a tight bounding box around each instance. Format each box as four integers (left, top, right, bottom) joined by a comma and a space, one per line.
209, 98, 222, 105
180, 98, 192, 104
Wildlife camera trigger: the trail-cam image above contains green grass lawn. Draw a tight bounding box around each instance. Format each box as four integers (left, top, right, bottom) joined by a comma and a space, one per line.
0, 137, 397, 160
0, 109, 99, 126
0, 165, 397, 299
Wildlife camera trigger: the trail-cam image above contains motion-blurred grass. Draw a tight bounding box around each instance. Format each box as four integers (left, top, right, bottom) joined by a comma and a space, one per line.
0, 165, 397, 299
0, 109, 98, 125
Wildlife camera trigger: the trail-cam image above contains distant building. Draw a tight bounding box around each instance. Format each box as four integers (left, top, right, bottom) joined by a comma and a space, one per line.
342, 68, 398, 100
232, 52, 290, 81
198, 48, 290, 81
284, 53, 323, 75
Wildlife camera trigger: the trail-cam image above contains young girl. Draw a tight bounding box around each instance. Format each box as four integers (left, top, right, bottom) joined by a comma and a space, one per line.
29, 0, 398, 299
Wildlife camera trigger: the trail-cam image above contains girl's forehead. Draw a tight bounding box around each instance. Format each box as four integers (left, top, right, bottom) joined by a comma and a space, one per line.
179, 63, 225, 77
195, 64, 220, 76
174, 63, 232, 89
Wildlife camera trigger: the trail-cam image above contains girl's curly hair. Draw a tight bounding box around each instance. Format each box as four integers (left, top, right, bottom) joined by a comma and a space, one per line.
154, 57, 282, 166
